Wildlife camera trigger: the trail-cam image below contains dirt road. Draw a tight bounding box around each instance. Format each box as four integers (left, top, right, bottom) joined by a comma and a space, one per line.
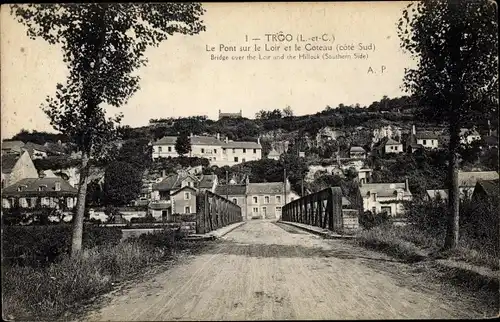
83, 220, 496, 320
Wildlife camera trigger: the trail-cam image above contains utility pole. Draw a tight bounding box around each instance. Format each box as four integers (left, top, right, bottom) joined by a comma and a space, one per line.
301, 177, 304, 196
284, 167, 287, 204
225, 170, 229, 200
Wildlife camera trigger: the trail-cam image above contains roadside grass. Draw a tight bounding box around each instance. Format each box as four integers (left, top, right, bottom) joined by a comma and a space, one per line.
2, 231, 213, 321
356, 224, 499, 271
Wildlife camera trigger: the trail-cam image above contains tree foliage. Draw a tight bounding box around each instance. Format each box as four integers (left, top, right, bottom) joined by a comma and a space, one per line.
103, 161, 143, 207
11, 3, 205, 255
398, 0, 498, 250
175, 133, 192, 156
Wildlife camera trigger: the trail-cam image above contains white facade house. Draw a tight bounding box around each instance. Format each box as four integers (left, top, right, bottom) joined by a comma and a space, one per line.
359, 179, 413, 216
460, 128, 481, 145
151, 134, 262, 167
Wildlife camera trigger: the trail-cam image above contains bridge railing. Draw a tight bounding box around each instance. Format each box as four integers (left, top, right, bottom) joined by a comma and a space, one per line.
195, 191, 242, 234
281, 187, 345, 233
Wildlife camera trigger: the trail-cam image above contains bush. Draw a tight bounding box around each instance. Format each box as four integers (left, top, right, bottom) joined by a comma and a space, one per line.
2, 225, 122, 268
358, 210, 390, 230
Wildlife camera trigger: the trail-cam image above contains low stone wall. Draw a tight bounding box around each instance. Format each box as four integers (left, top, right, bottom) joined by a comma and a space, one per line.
342, 209, 359, 230
119, 221, 197, 241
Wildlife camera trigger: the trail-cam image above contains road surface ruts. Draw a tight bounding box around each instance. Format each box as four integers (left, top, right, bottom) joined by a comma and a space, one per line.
82, 220, 496, 320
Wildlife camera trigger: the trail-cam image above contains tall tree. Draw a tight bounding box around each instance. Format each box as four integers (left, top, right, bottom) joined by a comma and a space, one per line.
283, 105, 294, 117
398, 0, 497, 250
175, 132, 192, 156
103, 161, 143, 207
11, 3, 205, 256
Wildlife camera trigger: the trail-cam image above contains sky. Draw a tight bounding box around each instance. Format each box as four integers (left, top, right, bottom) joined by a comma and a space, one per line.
1, 2, 415, 139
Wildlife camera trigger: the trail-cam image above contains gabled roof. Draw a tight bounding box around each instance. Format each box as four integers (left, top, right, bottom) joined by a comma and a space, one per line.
475, 179, 499, 198
222, 141, 261, 149
247, 182, 285, 195
153, 135, 225, 146
426, 189, 449, 200
458, 171, 499, 187
359, 182, 412, 198
2, 140, 25, 151
215, 184, 247, 196
152, 172, 199, 191
2, 154, 21, 174
385, 138, 402, 145
415, 131, 439, 140
2, 177, 77, 196
171, 185, 198, 196
199, 174, 217, 189
460, 128, 480, 137
349, 146, 365, 153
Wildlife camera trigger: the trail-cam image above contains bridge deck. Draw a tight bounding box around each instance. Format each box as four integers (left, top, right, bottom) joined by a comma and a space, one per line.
83, 220, 493, 320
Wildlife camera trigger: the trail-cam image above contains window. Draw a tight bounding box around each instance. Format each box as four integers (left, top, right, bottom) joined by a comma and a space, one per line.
223, 148, 227, 153
38, 185, 47, 191
187, 181, 193, 187
214, 149, 217, 153
232, 148, 236, 153
276, 206, 282, 213
168, 146, 172, 152
185, 206, 191, 213
184, 192, 191, 200
253, 149, 257, 154
20, 198, 28, 208
232, 198, 237, 204
234, 157, 239, 162
243, 148, 246, 153
264, 196, 270, 204
242, 158, 246, 162
423, 139, 427, 145
276, 195, 281, 204
158, 147, 162, 152
372, 193, 377, 201
253, 196, 258, 204
17, 186, 25, 192
213, 157, 216, 161
253, 207, 258, 213
201, 148, 205, 153
55, 182, 61, 191
372, 207, 376, 214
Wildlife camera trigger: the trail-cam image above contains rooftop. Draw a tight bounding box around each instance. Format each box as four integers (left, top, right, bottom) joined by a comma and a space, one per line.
475, 179, 499, 198
1, 153, 21, 174
349, 146, 366, 153
2, 177, 77, 196
426, 189, 449, 200
2, 140, 25, 151
359, 182, 412, 198
215, 184, 247, 196
458, 171, 499, 187
247, 182, 285, 195
415, 131, 440, 140
199, 174, 217, 189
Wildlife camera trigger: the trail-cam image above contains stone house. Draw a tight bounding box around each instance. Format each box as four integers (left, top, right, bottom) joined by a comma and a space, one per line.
375, 137, 404, 156
358, 179, 413, 216
349, 146, 367, 159
405, 125, 440, 152
1, 151, 39, 189
218, 109, 242, 120
151, 134, 262, 167
2, 176, 78, 211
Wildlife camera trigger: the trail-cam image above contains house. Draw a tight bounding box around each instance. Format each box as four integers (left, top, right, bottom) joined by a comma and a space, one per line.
1, 151, 39, 189
246, 181, 298, 220
215, 184, 248, 218
214, 179, 300, 220
460, 128, 481, 145
1, 177, 78, 211
267, 148, 281, 160
458, 171, 499, 199
405, 125, 440, 152
349, 146, 366, 159
357, 168, 373, 185
219, 109, 242, 120
315, 127, 346, 145
22, 142, 50, 159
2, 140, 25, 155
151, 171, 219, 218
151, 133, 262, 167
372, 125, 402, 144
425, 189, 449, 202
376, 137, 404, 156
358, 179, 413, 216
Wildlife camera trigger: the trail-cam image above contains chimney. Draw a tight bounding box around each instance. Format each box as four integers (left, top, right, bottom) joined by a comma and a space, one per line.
257, 136, 260, 145
217, 133, 220, 140
405, 178, 409, 192
411, 125, 416, 135
190, 133, 193, 138
245, 175, 250, 184
225, 136, 228, 144
161, 169, 166, 177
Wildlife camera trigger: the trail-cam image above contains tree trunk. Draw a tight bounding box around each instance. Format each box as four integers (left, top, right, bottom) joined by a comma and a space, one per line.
443, 127, 460, 251
71, 150, 90, 257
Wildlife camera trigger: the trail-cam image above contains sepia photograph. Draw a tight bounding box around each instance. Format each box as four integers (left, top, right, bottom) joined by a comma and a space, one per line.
1, 1, 498, 320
